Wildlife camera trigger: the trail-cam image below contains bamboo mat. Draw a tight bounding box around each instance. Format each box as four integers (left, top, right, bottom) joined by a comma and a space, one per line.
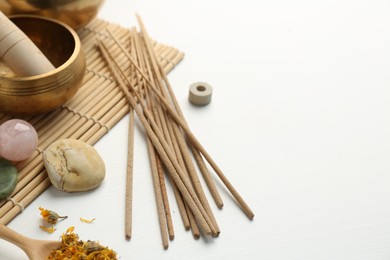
0, 18, 184, 225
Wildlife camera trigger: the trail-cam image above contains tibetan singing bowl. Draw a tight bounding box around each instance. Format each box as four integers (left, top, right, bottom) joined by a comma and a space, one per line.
0, 0, 104, 29
0, 15, 86, 115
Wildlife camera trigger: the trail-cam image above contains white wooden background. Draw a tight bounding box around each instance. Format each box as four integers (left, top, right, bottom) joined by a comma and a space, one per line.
1, 0, 390, 259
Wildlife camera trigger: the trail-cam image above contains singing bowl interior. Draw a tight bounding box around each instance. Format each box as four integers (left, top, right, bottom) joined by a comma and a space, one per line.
0, 15, 86, 115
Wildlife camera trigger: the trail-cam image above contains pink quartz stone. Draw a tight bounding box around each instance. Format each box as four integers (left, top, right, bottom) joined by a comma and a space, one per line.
0, 119, 38, 161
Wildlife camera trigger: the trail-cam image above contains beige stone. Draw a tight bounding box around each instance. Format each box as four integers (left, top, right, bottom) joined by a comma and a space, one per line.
43, 139, 105, 192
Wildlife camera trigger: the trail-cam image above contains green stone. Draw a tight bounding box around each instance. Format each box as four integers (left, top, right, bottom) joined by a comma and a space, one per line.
0, 159, 18, 199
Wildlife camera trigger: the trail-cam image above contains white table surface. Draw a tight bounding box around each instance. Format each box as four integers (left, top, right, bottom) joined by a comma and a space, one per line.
2, 0, 390, 259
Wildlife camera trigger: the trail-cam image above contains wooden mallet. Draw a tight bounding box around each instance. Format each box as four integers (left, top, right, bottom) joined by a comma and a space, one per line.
0, 11, 55, 77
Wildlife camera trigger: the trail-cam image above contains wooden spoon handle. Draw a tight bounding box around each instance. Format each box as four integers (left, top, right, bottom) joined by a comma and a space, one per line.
0, 11, 55, 77
0, 224, 32, 253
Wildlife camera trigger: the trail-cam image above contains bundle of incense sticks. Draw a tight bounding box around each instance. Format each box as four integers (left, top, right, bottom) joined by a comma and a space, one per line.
98, 15, 254, 249
0, 19, 184, 225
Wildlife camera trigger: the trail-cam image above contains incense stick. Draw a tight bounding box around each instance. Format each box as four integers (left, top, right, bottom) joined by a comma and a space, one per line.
133, 32, 176, 241
100, 44, 217, 235
98, 41, 216, 235
118, 31, 254, 219
141, 33, 224, 210
104, 30, 223, 236
136, 30, 221, 236
134, 33, 220, 236
156, 157, 175, 240
107, 28, 253, 223
147, 136, 169, 249
125, 109, 134, 240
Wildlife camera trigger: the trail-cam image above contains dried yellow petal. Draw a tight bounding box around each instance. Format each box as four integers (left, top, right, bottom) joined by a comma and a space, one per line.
39, 225, 56, 234
66, 226, 74, 233
80, 217, 96, 223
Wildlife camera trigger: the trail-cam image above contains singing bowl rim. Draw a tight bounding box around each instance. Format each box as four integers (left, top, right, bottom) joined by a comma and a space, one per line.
0, 14, 82, 84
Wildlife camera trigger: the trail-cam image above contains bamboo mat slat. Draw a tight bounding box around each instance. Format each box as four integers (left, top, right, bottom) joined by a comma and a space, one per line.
0, 18, 184, 225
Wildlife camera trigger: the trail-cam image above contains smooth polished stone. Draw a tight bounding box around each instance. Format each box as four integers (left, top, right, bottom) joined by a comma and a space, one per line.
0, 119, 38, 161
0, 159, 18, 199
43, 139, 106, 192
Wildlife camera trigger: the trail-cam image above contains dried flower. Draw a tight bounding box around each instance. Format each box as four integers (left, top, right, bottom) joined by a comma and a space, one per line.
39, 207, 68, 224
80, 217, 96, 223
47, 226, 117, 259
39, 225, 56, 234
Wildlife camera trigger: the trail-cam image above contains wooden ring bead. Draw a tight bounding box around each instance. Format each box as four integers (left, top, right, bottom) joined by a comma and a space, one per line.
188, 82, 213, 106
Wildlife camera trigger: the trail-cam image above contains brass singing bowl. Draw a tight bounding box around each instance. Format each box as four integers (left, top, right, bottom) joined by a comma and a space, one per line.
0, 15, 86, 115
0, 0, 104, 29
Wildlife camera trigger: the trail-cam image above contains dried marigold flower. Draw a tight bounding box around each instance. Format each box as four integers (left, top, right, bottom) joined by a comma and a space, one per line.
47, 226, 117, 260
39, 207, 67, 224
